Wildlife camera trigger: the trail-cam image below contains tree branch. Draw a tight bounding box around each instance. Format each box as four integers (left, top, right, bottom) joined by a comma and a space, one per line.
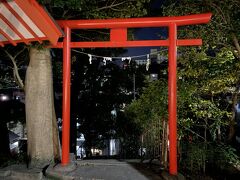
84, 29, 109, 35
206, 1, 229, 24
180, 124, 205, 140
232, 33, 240, 59
95, 1, 132, 11
13, 46, 27, 59
72, 31, 94, 41
110, 7, 129, 12
3, 49, 25, 90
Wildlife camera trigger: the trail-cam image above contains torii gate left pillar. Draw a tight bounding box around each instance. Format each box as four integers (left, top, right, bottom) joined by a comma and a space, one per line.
54, 13, 211, 175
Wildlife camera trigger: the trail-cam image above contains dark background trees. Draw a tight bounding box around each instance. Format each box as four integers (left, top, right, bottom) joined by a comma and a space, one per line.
0, 0, 151, 165
0, 88, 25, 165
40, 0, 151, 157
124, 0, 240, 177
1, 0, 240, 177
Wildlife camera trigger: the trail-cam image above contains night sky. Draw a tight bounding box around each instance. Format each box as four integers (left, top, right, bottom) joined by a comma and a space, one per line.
121, 0, 166, 58
122, 27, 167, 58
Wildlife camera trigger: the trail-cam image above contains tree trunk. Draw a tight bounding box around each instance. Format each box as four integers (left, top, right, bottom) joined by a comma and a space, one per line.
232, 33, 240, 59
228, 92, 238, 142
25, 47, 60, 167
161, 118, 168, 169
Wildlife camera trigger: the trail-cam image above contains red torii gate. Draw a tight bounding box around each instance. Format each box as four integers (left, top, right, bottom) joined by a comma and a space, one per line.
54, 13, 211, 175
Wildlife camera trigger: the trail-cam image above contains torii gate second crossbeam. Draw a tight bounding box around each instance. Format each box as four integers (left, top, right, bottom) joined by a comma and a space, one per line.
53, 13, 212, 176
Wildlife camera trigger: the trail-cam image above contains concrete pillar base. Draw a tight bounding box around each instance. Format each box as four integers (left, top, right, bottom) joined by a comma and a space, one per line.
161, 171, 185, 180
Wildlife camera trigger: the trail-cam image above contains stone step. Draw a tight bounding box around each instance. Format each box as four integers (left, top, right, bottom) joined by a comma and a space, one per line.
10, 170, 43, 180
0, 165, 44, 180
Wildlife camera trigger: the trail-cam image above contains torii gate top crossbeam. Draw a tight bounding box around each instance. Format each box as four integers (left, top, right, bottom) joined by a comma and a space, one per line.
54, 13, 211, 48
57, 13, 211, 29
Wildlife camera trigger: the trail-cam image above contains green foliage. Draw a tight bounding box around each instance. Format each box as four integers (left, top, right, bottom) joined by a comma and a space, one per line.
181, 142, 240, 175
217, 144, 240, 167
124, 79, 168, 158
178, 47, 240, 94
162, 0, 240, 50
123, 2, 240, 173
125, 80, 168, 130
159, 0, 240, 143
181, 142, 207, 174
38, 0, 150, 19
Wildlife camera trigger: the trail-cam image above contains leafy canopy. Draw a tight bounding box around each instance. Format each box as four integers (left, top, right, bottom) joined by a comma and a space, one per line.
38, 0, 150, 19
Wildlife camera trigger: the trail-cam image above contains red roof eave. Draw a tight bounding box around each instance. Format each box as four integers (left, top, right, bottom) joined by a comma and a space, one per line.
0, 0, 63, 46
14, 0, 63, 45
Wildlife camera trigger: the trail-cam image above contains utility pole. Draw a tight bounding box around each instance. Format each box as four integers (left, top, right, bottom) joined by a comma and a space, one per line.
133, 73, 136, 100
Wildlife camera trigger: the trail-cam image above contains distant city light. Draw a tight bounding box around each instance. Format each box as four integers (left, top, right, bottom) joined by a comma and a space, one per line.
150, 73, 158, 81
0, 95, 9, 101
12, 141, 19, 147
111, 109, 117, 117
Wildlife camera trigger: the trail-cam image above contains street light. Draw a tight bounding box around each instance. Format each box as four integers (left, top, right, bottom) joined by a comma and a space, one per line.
150, 73, 158, 81
0, 94, 10, 101
111, 108, 117, 118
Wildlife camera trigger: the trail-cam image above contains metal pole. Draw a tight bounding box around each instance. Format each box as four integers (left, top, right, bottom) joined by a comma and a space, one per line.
168, 23, 177, 175
62, 26, 71, 165
133, 73, 136, 100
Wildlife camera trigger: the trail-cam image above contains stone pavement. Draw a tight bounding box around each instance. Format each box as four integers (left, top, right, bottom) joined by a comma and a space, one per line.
0, 164, 44, 180
0, 160, 184, 180
46, 159, 163, 180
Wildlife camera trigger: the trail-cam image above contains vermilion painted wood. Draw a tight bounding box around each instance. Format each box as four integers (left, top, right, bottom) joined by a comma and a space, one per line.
58, 13, 212, 175
54, 39, 202, 48
57, 13, 211, 29
177, 39, 202, 46
0, 28, 17, 46
0, 0, 62, 46
62, 26, 71, 165
14, 0, 60, 45
1, 37, 49, 45
22, 0, 63, 40
168, 23, 178, 175
110, 28, 127, 42
0, 13, 30, 44
1, 0, 42, 44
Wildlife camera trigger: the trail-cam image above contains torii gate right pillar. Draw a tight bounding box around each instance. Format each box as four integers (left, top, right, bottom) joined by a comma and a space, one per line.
168, 23, 178, 174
